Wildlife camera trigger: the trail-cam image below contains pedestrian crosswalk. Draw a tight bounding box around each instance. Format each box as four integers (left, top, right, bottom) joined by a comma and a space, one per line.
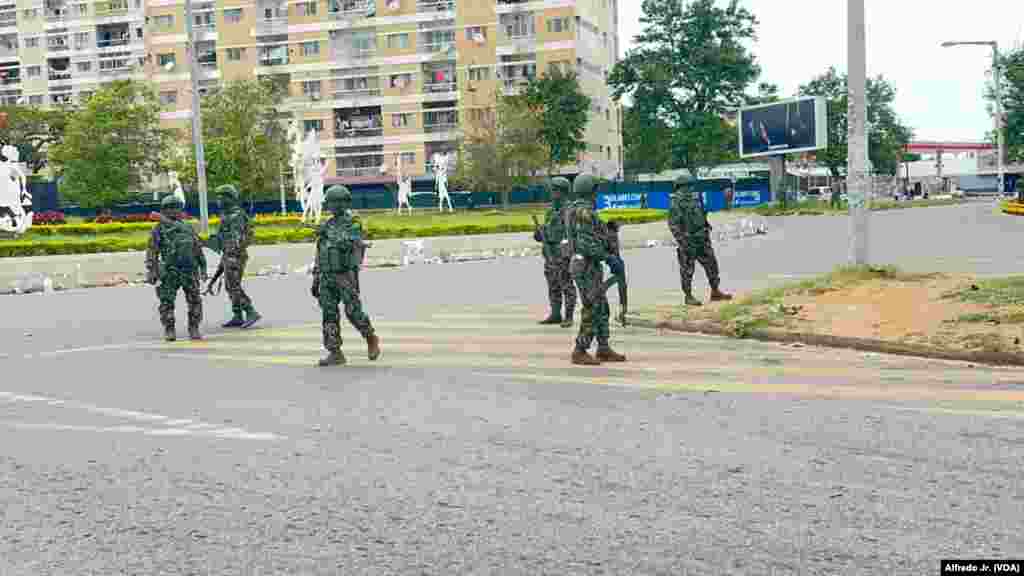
134, 303, 1024, 408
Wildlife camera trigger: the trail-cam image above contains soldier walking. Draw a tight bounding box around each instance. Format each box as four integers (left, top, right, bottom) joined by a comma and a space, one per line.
207, 184, 261, 328
534, 177, 576, 327
566, 175, 626, 365
145, 195, 207, 341
668, 175, 732, 306
311, 185, 381, 367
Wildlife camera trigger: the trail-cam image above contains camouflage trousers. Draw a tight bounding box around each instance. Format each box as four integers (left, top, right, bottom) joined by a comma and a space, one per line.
543, 249, 576, 318
224, 255, 254, 318
156, 269, 202, 330
318, 271, 374, 353
571, 258, 610, 351
677, 241, 721, 294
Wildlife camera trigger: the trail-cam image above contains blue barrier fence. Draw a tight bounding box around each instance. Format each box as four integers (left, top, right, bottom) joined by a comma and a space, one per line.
596, 179, 771, 213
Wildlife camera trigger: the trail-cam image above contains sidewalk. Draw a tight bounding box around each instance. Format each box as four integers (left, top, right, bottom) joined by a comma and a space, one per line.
0, 214, 751, 293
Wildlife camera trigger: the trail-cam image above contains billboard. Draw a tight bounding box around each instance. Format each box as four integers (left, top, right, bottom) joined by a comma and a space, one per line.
738, 96, 827, 159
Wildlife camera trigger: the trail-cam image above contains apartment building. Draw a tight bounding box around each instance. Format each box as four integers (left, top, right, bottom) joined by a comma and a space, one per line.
4, 0, 623, 186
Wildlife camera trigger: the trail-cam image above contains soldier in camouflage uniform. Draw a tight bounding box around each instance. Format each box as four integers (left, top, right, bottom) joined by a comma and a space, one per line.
311, 185, 381, 367
565, 175, 626, 365
668, 174, 732, 306
145, 195, 207, 341
534, 177, 576, 327
207, 184, 261, 328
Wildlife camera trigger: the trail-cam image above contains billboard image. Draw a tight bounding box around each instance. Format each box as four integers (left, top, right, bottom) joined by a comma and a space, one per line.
738, 96, 827, 159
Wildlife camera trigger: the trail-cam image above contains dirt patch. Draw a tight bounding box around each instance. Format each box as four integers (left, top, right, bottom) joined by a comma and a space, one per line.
639, 267, 1024, 355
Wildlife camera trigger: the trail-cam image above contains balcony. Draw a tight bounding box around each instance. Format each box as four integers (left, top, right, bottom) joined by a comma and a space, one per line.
423, 108, 457, 134
423, 81, 455, 94
417, 0, 453, 12
327, 0, 373, 19
94, 0, 129, 17
0, 10, 16, 29
329, 44, 376, 62
258, 45, 288, 67
0, 66, 19, 85
335, 165, 383, 178
418, 41, 455, 56
255, 17, 288, 35
0, 36, 16, 59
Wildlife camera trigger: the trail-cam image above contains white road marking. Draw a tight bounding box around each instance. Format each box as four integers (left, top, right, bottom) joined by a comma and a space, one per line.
0, 391, 283, 441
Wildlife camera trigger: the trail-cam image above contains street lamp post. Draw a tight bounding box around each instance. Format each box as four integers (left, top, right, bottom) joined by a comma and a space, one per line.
941, 40, 1004, 197
185, 0, 209, 234
848, 0, 869, 265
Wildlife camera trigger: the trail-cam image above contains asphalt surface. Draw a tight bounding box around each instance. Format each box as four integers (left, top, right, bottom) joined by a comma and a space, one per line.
1, 200, 1023, 574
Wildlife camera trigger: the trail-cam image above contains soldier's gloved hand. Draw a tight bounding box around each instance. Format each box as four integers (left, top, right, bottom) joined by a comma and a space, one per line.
533, 229, 543, 243
606, 256, 625, 277
311, 280, 320, 299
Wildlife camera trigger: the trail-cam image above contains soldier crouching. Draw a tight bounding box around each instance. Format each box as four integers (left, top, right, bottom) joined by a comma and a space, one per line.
311, 185, 381, 367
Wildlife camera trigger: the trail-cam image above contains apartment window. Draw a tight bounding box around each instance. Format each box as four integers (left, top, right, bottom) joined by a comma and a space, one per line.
300, 41, 319, 56
389, 73, 411, 89
158, 53, 175, 67
24, 37, 39, 48
303, 119, 323, 133
160, 90, 177, 105
136, 27, 143, 39
224, 8, 242, 22
465, 26, 486, 42
502, 13, 534, 38
226, 47, 245, 61
547, 17, 570, 33
400, 152, 415, 165
75, 3, 87, 16
153, 14, 173, 28
26, 65, 40, 78
302, 80, 321, 96
29, 95, 42, 105
297, 1, 316, 15
76, 61, 91, 72
386, 33, 408, 50
468, 66, 489, 82
392, 113, 411, 128
74, 32, 89, 48
22, 8, 37, 19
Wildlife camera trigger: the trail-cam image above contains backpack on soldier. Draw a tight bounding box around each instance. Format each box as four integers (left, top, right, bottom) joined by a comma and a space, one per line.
166, 222, 198, 271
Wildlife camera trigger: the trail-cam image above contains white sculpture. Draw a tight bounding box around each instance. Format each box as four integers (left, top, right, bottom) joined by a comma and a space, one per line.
298, 129, 326, 224
0, 145, 31, 234
168, 171, 185, 207
395, 154, 412, 215
433, 152, 453, 212
289, 119, 306, 214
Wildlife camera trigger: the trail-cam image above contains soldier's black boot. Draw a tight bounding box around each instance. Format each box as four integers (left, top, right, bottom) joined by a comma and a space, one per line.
572, 347, 601, 366
222, 314, 245, 328
366, 333, 381, 361
241, 307, 262, 328
188, 325, 202, 341
318, 350, 346, 367
539, 313, 562, 325
596, 345, 626, 362
163, 324, 176, 342
560, 310, 574, 328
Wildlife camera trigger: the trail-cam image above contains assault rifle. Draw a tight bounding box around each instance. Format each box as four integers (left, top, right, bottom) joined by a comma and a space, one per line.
601, 220, 628, 326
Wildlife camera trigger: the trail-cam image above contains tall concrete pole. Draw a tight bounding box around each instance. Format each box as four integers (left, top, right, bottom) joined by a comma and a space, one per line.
992, 43, 1005, 197
185, 0, 209, 234
847, 0, 869, 265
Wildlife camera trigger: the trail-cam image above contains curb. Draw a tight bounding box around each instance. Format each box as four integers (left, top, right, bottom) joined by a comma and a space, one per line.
1001, 202, 1024, 216
627, 317, 1024, 368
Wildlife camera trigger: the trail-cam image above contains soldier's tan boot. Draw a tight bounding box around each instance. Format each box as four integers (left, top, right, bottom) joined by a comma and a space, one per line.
318, 350, 346, 367
596, 346, 626, 362
572, 348, 601, 366
164, 325, 176, 342
366, 333, 381, 361
710, 288, 733, 302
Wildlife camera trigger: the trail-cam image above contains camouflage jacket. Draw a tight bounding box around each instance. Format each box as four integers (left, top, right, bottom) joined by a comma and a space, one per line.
211, 207, 252, 257
668, 188, 711, 244
566, 199, 609, 262
313, 212, 365, 276
145, 215, 207, 277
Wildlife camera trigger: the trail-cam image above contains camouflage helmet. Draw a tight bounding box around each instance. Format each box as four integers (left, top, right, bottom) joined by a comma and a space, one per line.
550, 177, 571, 196
161, 194, 184, 210
573, 174, 600, 199
674, 174, 696, 189
324, 185, 352, 209
215, 184, 240, 203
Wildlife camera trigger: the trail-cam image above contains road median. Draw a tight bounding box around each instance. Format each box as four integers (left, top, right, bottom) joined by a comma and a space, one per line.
629, 266, 1024, 367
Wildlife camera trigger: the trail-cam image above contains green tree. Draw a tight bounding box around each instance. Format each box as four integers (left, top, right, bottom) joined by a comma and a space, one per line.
174, 78, 290, 201
799, 67, 913, 178
990, 47, 1024, 165
521, 68, 591, 170
48, 80, 171, 209
0, 105, 69, 175
453, 91, 549, 209
622, 104, 671, 178
608, 0, 761, 176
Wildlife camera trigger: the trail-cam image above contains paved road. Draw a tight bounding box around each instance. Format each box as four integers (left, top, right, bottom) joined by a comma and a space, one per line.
1, 201, 1023, 574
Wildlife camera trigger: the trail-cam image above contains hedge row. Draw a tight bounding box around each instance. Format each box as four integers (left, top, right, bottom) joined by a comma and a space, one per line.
0, 210, 667, 258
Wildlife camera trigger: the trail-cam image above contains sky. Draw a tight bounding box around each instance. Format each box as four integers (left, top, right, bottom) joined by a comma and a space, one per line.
618, 1, 1024, 142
